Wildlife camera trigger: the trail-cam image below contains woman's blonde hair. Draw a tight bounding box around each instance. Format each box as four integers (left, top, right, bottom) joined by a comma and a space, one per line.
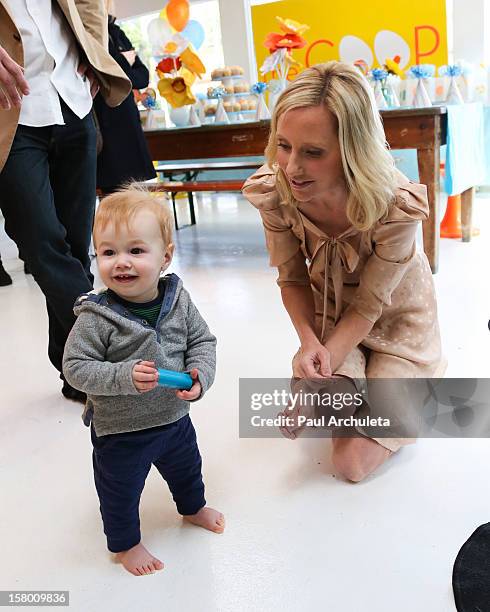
266, 61, 397, 230
93, 184, 173, 250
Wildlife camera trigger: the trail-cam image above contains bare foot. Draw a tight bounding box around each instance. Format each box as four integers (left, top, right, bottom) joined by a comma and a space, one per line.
115, 542, 164, 576
183, 506, 225, 533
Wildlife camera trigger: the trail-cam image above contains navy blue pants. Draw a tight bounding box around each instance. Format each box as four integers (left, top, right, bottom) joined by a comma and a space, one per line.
0, 99, 96, 372
91, 415, 206, 553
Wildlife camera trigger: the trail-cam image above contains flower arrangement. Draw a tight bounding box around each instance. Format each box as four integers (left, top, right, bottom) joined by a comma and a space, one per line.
260, 16, 308, 83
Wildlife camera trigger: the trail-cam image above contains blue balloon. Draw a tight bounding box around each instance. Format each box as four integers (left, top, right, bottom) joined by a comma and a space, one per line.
181, 20, 205, 50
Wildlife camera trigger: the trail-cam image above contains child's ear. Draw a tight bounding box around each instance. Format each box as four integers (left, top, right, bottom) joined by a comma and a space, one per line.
161, 243, 174, 271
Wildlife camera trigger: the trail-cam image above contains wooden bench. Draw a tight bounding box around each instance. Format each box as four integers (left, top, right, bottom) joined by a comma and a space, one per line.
138, 179, 247, 229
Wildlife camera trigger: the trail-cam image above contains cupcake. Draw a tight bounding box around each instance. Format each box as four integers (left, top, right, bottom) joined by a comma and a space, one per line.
230, 65, 244, 76
211, 68, 223, 80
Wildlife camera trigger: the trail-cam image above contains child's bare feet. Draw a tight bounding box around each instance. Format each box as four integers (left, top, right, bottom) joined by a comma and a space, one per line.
183, 506, 225, 533
115, 542, 164, 576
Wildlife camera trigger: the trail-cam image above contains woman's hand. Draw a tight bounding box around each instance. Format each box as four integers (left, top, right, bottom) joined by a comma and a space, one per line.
292, 341, 332, 379
132, 360, 158, 393
176, 368, 202, 401
0, 45, 29, 110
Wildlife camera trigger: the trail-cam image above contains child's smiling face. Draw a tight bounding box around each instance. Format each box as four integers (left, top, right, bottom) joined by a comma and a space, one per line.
95, 209, 173, 303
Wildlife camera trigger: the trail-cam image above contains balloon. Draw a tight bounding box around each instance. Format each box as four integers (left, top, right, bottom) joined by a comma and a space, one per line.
181, 20, 205, 50
147, 17, 173, 49
166, 0, 190, 32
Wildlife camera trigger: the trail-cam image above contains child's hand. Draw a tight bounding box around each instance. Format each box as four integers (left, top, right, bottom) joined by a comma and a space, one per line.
176, 368, 202, 401
132, 361, 158, 393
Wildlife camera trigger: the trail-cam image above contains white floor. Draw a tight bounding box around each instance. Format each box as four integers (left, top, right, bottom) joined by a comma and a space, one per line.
1, 193, 489, 612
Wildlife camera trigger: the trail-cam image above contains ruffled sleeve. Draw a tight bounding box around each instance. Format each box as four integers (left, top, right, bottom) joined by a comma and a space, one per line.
242, 165, 309, 286
348, 179, 429, 324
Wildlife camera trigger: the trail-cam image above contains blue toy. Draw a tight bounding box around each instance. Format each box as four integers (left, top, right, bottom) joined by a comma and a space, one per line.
157, 368, 193, 390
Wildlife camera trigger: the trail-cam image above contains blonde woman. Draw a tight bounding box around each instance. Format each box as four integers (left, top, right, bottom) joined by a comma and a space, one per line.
243, 62, 445, 482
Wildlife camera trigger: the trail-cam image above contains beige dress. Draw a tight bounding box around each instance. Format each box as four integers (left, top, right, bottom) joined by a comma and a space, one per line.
243, 165, 446, 451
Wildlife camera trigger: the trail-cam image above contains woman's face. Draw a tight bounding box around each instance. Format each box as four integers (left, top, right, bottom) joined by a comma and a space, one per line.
275, 105, 346, 203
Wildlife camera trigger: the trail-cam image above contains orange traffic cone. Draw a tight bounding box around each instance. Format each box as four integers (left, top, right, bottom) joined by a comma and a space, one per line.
440, 194, 462, 238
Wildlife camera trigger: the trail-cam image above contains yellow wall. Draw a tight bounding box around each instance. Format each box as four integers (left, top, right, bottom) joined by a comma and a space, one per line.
251, 0, 447, 80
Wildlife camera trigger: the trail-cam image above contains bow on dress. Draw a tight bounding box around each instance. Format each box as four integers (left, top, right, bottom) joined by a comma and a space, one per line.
307, 226, 359, 343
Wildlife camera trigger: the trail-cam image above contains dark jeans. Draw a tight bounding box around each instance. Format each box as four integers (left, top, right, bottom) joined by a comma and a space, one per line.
91, 415, 206, 552
0, 100, 97, 372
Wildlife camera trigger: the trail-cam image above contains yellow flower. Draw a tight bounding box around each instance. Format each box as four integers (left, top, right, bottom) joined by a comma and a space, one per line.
158, 68, 196, 108
276, 16, 309, 36
180, 46, 206, 77
385, 57, 405, 79
284, 52, 302, 71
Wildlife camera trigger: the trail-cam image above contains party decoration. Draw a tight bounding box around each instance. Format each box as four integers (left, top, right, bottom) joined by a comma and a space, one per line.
147, 17, 174, 54
260, 16, 308, 85
188, 105, 201, 126
181, 20, 205, 50
157, 68, 196, 107
354, 59, 369, 75
252, 82, 271, 120
385, 56, 405, 79
439, 64, 464, 104
370, 68, 389, 109
152, 10, 206, 110
408, 65, 434, 107
166, 0, 190, 33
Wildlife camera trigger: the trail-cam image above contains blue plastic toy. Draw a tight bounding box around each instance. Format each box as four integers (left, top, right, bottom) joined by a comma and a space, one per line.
157, 368, 193, 390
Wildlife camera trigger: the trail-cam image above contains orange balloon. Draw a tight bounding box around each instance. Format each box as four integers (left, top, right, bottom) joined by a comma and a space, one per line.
166, 0, 189, 32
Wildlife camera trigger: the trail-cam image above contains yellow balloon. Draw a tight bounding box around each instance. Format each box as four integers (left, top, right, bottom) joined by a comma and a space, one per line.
159, 7, 167, 19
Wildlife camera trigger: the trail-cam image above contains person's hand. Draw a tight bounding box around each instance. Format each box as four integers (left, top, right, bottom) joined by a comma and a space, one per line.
0, 45, 30, 110
121, 50, 136, 66
78, 62, 99, 98
132, 360, 158, 393
176, 368, 202, 401
292, 341, 332, 379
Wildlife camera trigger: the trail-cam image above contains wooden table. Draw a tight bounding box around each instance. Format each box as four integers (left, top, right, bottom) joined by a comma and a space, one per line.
145, 108, 473, 273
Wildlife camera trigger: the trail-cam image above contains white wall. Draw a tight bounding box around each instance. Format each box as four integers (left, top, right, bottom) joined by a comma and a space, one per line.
452, 0, 487, 64
115, 0, 203, 20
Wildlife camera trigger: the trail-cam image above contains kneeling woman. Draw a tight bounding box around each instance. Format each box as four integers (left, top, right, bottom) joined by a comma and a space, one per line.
243, 62, 445, 482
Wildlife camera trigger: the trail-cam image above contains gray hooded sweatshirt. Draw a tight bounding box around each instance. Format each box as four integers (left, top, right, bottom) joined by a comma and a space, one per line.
62, 274, 216, 436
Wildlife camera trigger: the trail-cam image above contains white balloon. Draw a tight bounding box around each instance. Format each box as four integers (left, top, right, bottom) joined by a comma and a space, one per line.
147, 18, 173, 48
374, 30, 410, 68
339, 35, 373, 68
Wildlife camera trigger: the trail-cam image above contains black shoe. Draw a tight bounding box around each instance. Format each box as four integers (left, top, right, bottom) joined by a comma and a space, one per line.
24, 263, 31, 275
61, 381, 87, 404
0, 263, 12, 286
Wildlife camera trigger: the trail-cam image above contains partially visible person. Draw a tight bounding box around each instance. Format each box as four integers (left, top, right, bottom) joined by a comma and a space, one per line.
0, 252, 11, 286
243, 62, 446, 482
63, 186, 224, 576
94, 2, 156, 195
0, 0, 131, 401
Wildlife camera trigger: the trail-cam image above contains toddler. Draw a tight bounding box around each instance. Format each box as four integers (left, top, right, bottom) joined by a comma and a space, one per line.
63, 186, 224, 576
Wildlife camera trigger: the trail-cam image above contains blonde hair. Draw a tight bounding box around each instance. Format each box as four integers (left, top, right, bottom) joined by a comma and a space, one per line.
93, 184, 173, 250
266, 61, 397, 231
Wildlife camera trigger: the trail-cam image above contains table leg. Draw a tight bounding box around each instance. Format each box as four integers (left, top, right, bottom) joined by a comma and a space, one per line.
460, 187, 474, 242
417, 147, 440, 274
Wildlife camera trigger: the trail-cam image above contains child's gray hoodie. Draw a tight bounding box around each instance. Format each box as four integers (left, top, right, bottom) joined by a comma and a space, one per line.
62, 274, 216, 436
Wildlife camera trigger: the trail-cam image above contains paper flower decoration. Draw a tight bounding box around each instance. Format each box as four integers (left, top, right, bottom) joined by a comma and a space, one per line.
264, 32, 307, 52
384, 57, 405, 79
158, 68, 196, 107
156, 56, 182, 75
263, 15, 307, 53
408, 64, 435, 79
207, 86, 225, 99
260, 16, 308, 83
179, 46, 206, 77
276, 17, 309, 36
370, 68, 388, 81
439, 64, 463, 77
155, 30, 206, 108
251, 82, 268, 95
354, 59, 369, 75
